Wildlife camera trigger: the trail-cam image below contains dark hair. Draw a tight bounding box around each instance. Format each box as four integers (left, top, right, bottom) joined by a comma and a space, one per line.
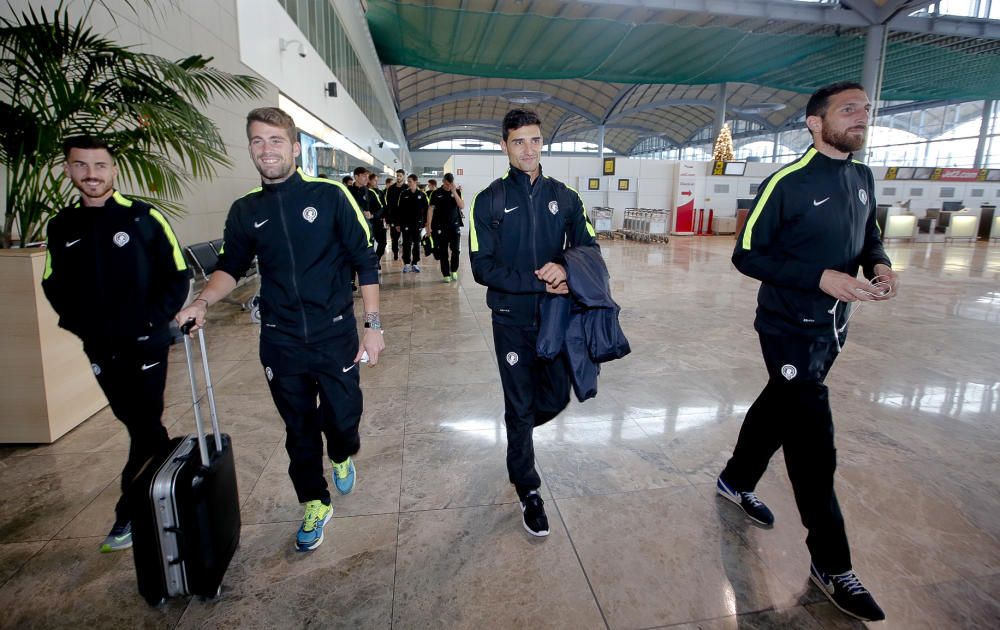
428, 179, 437, 186
443, 172, 454, 183
385, 177, 394, 185
353, 166, 368, 177
342, 175, 353, 185
806, 82, 866, 119
502, 108, 542, 141
407, 174, 418, 182
63, 135, 114, 159
396, 168, 405, 175
246, 107, 297, 142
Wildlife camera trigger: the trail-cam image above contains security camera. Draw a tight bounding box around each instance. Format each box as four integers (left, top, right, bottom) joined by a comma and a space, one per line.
279, 38, 306, 59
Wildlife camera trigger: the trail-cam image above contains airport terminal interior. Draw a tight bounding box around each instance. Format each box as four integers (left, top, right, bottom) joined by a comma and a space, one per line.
1, 1, 999, 628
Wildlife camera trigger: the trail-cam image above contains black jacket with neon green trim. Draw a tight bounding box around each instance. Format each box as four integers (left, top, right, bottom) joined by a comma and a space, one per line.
469, 165, 598, 326
42, 191, 191, 349
733, 146, 891, 336
217, 169, 377, 345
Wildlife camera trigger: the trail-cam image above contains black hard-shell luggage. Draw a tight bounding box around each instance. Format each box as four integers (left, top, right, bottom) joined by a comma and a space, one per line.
129, 323, 241, 605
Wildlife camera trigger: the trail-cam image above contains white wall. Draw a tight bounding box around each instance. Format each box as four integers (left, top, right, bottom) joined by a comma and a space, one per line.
3, 0, 404, 245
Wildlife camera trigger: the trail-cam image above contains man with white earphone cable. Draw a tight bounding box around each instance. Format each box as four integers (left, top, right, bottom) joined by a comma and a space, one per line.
715, 82, 899, 623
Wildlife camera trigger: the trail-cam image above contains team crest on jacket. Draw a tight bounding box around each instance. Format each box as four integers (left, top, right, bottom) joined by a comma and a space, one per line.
858, 189, 868, 205
506, 352, 519, 366
264, 366, 274, 381
548, 200, 559, 215
112, 231, 130, 247
91, 363, 101, 376
780, 364, 797, 381
302, 206, 318, 223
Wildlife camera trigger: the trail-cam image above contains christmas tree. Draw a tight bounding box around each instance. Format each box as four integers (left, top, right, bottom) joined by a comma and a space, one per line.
713, 123, 734, 162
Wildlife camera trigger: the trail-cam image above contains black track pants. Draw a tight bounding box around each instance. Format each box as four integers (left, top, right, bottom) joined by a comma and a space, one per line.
401, 226, 421, 265
720, 331, 851, 574
492, 321, 570, 499
86, 343, 172, 523
260, 336, 363, 504
434, 227, 461, 277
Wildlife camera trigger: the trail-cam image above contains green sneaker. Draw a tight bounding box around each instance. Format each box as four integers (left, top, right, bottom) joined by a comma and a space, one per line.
442, 276, 452, 283
295, 500, 333, 551
100, 520, 132, 553
450, 272, 459, 281
332, 457, 356, 495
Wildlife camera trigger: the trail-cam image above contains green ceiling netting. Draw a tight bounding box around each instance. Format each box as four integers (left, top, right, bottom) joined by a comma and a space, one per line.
367, 0, 1000, 101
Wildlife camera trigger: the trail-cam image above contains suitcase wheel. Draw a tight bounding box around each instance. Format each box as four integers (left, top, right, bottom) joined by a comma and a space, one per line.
200, 585, 222, 601
145, 595, 167, 607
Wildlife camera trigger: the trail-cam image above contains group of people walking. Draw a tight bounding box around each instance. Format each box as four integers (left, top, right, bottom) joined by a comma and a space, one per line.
41, 81, 897, 622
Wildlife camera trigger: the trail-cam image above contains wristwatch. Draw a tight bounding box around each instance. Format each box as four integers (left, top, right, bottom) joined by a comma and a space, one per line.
364, 321, 382, 330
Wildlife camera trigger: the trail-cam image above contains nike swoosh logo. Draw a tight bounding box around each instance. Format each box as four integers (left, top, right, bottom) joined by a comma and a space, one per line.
141, 362, 160, 371
66, 239, 81, 247
503, 206, 518, 214
342, 363, 358, 373
254, 219, 269, 228
813, 198, 830, 206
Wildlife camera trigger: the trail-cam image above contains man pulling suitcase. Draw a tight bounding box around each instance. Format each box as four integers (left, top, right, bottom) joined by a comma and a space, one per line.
41, 135, 191, 554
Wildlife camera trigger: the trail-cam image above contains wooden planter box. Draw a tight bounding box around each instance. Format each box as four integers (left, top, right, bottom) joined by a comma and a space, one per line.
0, 249, 107, 443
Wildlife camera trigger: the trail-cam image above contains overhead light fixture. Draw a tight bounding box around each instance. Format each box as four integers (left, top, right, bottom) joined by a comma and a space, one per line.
731, 102, 786, 115
501, 90, 552, 104
460, 142, 483, 148
279, 94, 373, 165
325, 82, 337, 98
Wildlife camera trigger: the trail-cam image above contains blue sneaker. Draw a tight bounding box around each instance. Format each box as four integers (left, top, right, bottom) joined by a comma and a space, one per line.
100, 520, 132, 553
295, 500, 332, 552
716, 475, 774, 526
332, 457, 356, 495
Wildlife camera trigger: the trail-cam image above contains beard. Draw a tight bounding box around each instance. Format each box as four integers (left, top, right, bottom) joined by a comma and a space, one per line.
822, 125, 866, 153
74, 177, 114, 201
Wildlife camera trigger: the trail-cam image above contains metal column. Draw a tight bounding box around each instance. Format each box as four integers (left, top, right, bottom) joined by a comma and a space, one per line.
597, 124, 605, 156
771, 132, 780, 162
713, 82, 728, 142
859, 24, 887, 163
974, 100, 994, 168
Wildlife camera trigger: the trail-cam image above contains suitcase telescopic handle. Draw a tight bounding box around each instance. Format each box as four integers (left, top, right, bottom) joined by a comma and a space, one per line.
180, 319, 224, 466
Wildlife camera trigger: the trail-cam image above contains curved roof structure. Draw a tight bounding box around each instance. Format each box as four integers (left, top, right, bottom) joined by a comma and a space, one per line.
367, 0, 1000, 153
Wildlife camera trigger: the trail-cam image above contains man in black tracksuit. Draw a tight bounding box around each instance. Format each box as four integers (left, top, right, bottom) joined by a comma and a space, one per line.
397, 173, 427, 272
470, 109, 597, 537
177, 108, 385, 552
426, 172, 465, 282
717, 83, 898, 622
385, 169, 406, 260
42, 135, 191, 554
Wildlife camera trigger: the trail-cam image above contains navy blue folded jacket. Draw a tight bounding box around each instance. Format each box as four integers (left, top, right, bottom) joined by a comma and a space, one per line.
537, 245, 630, 401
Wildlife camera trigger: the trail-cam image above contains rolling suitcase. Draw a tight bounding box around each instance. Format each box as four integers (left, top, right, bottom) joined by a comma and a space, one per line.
129, 323, 241, 605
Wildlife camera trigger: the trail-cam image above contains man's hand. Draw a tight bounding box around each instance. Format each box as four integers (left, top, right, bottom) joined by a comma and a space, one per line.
355, 328, 385, 365
819, 270, 880, 302
536, 262, 567, 288
545, 282, 569, 295
872, 264, 899, 299
175, 299, 208, 334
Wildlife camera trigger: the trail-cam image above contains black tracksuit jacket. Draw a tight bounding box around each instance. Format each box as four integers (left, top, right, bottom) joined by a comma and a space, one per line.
216, 169, 377, 346
41, 191, 191, 349
397, 187, 428, 230
470, 165, 597, 326
733, 146, 892, 337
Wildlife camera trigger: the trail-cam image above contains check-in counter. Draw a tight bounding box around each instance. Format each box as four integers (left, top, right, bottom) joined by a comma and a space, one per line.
883, 214, 917, 240
943, 210, 979, 242
990, 215, 1000, 242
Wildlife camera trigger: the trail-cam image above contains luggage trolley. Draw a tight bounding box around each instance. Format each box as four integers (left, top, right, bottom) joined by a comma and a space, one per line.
623, 208, 641, 240
647, 209, 670, 243
592, 206, 614, 239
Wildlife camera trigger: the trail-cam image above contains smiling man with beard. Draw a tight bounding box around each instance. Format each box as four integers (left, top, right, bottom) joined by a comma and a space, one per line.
175, 107, 384, 552
715, 82, 899, 622
42, 135, 191, 554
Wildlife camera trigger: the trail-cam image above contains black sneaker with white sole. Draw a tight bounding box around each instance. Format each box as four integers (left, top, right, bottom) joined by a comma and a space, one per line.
716, 476, 775, 526
810, 563, 886, 621
520, 491, 550, 537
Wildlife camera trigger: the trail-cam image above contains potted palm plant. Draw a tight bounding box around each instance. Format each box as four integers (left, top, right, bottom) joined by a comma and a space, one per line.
0, 1, 263, 441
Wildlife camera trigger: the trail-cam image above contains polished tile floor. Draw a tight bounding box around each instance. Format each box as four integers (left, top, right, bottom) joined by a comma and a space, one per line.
1, 235, 998, 629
